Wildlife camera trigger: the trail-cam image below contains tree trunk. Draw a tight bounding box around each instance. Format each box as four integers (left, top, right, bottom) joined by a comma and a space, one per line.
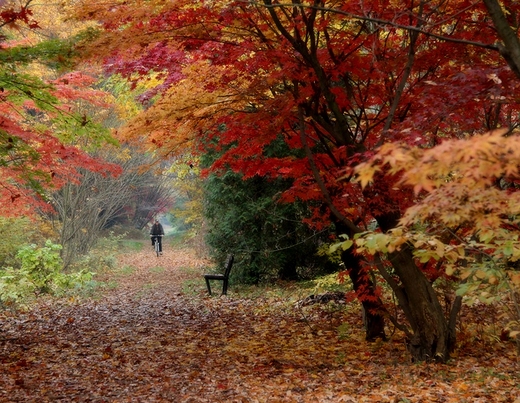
372, 199, 455, 362
483, 0, 520, 80
278, 260, 299, 281
335, 220, 386, 341
341, 248, 387, 341
387, 247, 455, 361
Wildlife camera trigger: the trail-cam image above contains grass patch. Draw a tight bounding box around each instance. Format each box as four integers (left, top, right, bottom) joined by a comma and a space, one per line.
178, 265, 206, 296
118, 239, 144, 252
72, 278, 118, 301
104, 280, 119, 290
181, 278, 204, 295
149, 266, 165, 273
120, 265, 136, 275
233, 279, 323, 302
165, 233, 193, 248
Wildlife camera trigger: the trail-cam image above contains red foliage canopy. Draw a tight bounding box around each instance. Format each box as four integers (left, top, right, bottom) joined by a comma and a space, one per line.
74, 0, 520, 230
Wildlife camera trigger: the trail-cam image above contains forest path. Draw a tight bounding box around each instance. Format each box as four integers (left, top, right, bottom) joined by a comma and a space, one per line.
107, 245, 210, 297
1, 247, 519, 402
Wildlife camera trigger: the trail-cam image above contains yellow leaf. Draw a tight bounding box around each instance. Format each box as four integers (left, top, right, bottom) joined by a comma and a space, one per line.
460, 269, 472, 280
509, 330, 520, 338
454, 381, 469, 391
355, 163, 379, 188
475, 269, 487, 279
436, 243, 445, 258
509, 273, 520, 286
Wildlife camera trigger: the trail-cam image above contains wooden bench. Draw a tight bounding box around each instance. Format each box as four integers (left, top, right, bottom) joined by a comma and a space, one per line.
204, 254, 234, 296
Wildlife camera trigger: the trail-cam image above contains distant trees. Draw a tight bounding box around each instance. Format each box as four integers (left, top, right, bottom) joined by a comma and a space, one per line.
166, 155, 205, 238
0, 1, 183, 283
47, 147, 174, 268
0, 2, 121, 216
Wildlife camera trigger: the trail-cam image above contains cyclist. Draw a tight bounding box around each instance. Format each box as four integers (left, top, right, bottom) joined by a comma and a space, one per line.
150, 219, 165, 254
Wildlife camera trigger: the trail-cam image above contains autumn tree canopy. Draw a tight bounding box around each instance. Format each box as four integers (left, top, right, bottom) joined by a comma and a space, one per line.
0, 0, 120, 216
71, 0, 520, 362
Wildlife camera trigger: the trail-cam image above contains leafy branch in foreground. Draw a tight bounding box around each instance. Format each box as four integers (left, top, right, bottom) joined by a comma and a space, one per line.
353, 129, 520, 339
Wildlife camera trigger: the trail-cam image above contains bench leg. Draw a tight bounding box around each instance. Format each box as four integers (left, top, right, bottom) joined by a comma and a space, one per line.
205, 278, 212, 295
222, 278, 228, 295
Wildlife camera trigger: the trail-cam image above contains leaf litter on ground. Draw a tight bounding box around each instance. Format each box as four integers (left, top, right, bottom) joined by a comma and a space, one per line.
0, 247, 518, 402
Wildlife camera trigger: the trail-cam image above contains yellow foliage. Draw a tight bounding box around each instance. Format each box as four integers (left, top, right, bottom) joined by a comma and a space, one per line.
510, 273, 520, 286
354, 129, 520, 303
362, 131, 520, 237
167, 154, 204, 232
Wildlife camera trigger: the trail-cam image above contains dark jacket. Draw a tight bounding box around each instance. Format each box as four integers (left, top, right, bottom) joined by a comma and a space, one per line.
150, 222, 164, 236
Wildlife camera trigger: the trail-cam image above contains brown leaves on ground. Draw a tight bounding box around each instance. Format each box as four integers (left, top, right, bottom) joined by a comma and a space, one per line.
1, 247, 519, 402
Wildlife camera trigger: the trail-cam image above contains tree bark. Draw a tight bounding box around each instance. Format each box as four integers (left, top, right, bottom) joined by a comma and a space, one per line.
483, 0, 520, 80
386, 246, 455, 361
369, 187, 455, 362
335, 220, 387, 341
342, 248, 387, 341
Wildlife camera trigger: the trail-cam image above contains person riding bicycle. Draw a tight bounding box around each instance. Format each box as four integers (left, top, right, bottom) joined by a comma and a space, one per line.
150, 219, 165, 254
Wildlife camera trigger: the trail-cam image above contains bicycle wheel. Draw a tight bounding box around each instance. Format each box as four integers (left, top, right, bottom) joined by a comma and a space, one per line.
155, 240, 160, 257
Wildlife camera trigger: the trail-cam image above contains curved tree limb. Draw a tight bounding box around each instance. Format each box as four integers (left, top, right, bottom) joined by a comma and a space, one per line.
246, 1, 499, 51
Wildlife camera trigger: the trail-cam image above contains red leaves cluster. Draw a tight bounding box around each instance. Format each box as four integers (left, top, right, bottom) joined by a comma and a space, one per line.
71, 0, 520, 232
0, 127, 120, 216
0, 43, 120, 215
0, 4, 39, 33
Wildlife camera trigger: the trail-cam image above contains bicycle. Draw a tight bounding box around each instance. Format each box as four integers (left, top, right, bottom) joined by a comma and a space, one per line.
150, 234, 163, 257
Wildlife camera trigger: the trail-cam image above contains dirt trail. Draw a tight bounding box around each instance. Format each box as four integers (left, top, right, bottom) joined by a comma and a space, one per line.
0, 248, 221, 402
109, 246, 211, 294
1, 248, 519, 403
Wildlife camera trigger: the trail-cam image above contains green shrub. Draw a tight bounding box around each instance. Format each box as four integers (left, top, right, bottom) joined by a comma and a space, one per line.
0, 240, 94, 307
0, 217, 35, 267
68, 231, 126, 274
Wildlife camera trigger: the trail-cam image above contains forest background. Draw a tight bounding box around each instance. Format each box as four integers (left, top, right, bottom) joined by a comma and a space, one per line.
0, 0, 520, 400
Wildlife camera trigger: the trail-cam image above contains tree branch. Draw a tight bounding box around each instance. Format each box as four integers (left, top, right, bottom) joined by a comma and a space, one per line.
482, 0, 520, 79
298, 106, 361, 234
244, 1, 499, 52
377, 1, 425, 147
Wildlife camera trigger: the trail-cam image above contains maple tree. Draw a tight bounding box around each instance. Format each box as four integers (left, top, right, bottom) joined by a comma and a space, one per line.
70, 0, 520, 362
353, 129, 520, 339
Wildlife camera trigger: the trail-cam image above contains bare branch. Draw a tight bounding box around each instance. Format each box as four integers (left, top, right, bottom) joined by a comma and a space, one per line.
243, 1, 499, 51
